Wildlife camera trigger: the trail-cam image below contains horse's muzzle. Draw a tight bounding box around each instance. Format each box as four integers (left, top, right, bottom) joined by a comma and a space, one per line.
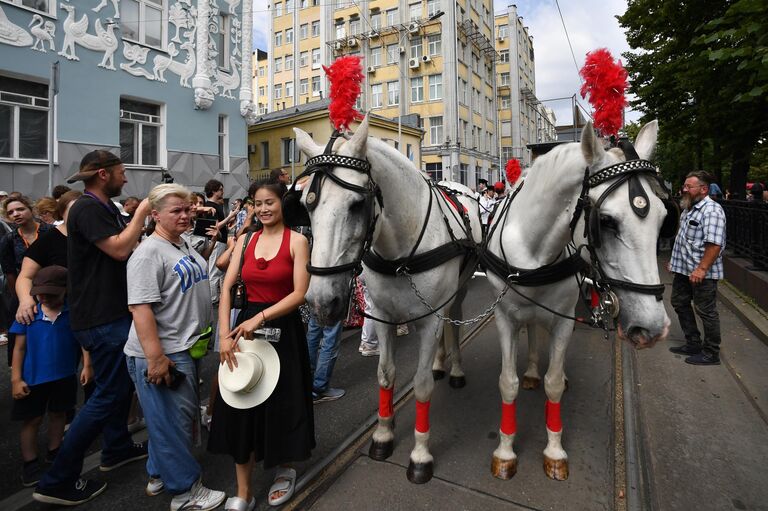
617, 321, 669, 350
306, 292, 347, 326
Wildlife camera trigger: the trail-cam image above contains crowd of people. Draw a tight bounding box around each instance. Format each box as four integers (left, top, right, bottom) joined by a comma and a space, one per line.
1, 153, 353, 510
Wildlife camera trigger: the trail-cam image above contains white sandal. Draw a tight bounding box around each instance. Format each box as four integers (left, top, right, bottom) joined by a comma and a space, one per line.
268, 467, 296, 507
225, 496, 255, 511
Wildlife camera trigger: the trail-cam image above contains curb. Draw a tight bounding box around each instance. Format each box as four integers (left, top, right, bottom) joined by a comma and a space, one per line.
718, 281, 768, 347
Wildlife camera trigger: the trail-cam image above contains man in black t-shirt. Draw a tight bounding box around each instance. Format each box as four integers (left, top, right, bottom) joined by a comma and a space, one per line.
33, 151, 151, 506
204, 179, 228, 241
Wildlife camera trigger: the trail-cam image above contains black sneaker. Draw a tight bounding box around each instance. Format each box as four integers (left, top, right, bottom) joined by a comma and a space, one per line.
685, 352, 721, 366
669, 344, 702, 356
22, 460, 42, 487
99, 442, 148, 472
33, 478, 107, 506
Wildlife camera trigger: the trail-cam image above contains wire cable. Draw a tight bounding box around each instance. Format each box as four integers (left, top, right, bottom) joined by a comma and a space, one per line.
554, 0, 583, 86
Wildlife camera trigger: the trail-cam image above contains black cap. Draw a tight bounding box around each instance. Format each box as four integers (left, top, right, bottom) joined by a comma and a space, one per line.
30, 265, 67, 296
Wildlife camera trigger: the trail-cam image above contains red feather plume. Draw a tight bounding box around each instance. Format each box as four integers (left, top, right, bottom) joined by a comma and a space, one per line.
579, 48, 628, 137
505, 158, 521, 184
322, 56, 365, 132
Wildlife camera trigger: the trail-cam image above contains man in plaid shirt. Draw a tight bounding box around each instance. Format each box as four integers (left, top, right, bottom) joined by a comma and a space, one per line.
668, 171, 726, 365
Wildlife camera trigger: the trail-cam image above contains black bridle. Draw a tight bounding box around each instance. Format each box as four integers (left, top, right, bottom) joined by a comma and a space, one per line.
570, 141, 672, 302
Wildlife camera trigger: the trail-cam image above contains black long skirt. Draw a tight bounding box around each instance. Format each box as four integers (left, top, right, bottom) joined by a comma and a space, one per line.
207, 302, 316, 468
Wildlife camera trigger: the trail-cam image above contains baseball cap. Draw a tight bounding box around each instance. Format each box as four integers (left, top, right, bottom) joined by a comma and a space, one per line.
30, 265, 68, 296
66, 150, 122, 184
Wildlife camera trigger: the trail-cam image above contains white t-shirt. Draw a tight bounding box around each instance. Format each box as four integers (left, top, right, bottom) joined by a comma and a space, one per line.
124, 235, 212, 357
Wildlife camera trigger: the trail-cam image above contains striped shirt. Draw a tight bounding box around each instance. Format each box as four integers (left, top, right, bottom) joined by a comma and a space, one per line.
669, 196, 726, 279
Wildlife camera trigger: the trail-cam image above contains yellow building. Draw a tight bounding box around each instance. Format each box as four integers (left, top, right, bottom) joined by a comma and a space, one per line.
252, 50, 269, 115
266, 0, 499, 188
247, 98, 423, 181
494, 5, 555, 168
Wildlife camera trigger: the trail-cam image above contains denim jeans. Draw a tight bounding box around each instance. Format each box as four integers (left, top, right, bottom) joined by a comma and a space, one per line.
39, 316, 135, 489
306, 316, 343, 393
670, 273, 721, 356
127, 352, 201, 494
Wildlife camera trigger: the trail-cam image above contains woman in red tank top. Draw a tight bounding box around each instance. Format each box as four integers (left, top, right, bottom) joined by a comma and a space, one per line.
208, 181, 315, 509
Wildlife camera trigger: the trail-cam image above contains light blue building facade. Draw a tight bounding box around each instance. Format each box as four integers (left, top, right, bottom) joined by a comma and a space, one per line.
0, 0, 256, 198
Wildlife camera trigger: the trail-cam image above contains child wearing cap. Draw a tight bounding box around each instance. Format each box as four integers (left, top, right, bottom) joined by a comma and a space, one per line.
9, 265, 89, 487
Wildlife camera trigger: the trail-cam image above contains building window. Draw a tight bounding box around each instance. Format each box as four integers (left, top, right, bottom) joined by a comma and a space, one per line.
427, 0, 439, 17
349, 18, 361, 35
258, 86, 265, 97
300, 51, 309, 67
274, 2, 282, 15
300, 0, 307, 7
459, 164, 467, 185
300, 78, 309, 95
370, 84, 383, 108
427, 34, 441, 55
285, 54, 294, 70
121, 0, 165, 48
282, 138, 294, 165
312, 20, 320, 37
371, 12, 381, 29
275, 32, 282, 46
387, 44, 398, 64
410, 37, 422, 59
426, 162, 442, 182
370, 46, 381, 67
500, 72, 510, 85
119, 98, 161, 167
409, 2, 420, 20
428, 74, 442, 100
335, 22, 345, 39
5, 0, 52, 14
500, 49, 509, 63
285, 81, 293, 97
285, 0, 293, 12
285, 27, 293, 43
260, 141, 269, 168
217, 115, 228, 172
258, 66, 265, 77
410, 77, 423, 102
311, 75, 321, 95
0, 76, 49, 160
214, 14, 230, 70
311, 48, 321, 68
300, 23, 308, 39
386, 8, 397, 26
387, 81, 399, 106
407, 143, 414, 161
429, 116, 442, 146
458, 79, 466, 104
499, 24, 509, 39
274, 57, 282, 72
274, 84, 282, 99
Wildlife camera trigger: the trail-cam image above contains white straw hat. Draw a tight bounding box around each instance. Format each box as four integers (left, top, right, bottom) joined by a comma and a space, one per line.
218, 337, 280, 409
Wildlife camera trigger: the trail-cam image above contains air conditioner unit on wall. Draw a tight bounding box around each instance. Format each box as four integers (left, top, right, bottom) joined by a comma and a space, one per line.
498, 36, 505, 42
421, 55, 431, 63
334, 41, 343, 50
408, 22, 420, 34
367, 66, 376, 73
368, 30, 379, 39
408, 58, 419, 69
347, 37, 358, 47
399, 46, 406, 54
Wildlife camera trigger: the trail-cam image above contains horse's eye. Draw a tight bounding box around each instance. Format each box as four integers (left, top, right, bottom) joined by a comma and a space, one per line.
349, 198, 365, 212
600, 214, 618, 230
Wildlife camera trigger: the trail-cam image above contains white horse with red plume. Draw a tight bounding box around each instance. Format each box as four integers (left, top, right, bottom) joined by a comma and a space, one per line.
293, 56, 481, 484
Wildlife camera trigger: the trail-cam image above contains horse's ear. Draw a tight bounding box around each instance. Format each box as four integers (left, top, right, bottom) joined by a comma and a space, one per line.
633, 120, 658, 160
345, 114, 369, 156
293, 128, 323, 158
581, 121, 606, 169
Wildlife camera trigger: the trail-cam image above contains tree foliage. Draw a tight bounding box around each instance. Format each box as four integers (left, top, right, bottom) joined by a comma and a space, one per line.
619, 0, 768, 196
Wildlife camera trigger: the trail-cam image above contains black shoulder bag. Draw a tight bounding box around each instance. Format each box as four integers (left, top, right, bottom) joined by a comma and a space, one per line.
230, 232, 253, 310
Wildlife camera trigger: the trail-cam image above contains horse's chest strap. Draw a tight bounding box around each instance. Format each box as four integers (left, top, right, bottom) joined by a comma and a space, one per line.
363, 239, 475, 276
481, 250, 589, 286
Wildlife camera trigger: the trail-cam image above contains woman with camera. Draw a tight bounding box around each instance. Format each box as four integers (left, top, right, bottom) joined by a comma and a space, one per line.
124, 184, 226, 511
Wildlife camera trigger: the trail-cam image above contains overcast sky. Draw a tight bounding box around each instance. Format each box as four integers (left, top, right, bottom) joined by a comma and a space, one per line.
251, 0, 640, 126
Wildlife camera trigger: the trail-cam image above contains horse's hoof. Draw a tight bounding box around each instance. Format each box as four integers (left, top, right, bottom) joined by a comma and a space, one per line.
448, 375, 466, 388
406, 460, 433, 484
543, 455, 569, 480
369, 440, 394, 461
522, 376, 540, 390
491, 456, 518, 479
432, 369, 446, 381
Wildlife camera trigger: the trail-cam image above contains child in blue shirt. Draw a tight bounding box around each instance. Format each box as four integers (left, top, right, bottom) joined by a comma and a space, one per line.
10, 265, 91, 487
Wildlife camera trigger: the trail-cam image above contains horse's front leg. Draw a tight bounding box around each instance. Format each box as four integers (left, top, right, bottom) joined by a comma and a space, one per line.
542, 318, 572, 480
492, 310, 520, 479
431, 334, 446, 380
522, 323, 542, 389
370, 323, 397, 461
407, 316, 443, 484
444, 292, 466, 388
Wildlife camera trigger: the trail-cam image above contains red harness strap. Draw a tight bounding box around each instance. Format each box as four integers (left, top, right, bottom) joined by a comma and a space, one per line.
379, 387, 394, 418
545, 400, 563, 432
415, 400, 430, 433
439, 189, 467, 214
590, 288, 600, 308
500, 401, 517, 435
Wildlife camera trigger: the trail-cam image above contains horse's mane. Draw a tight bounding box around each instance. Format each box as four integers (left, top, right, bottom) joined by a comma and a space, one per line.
366, 137, 431, 180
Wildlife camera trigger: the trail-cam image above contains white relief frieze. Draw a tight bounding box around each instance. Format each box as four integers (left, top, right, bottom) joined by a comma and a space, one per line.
0, 4, 34, 47
29, 14, 56, 52
120, 42, 155, 79
92, 0, 119, 19
59, 3, 118, 70
219, 0, 239, 15
153, 40, 195, 86
169, 2, 195, 44
212, 56, 238, 98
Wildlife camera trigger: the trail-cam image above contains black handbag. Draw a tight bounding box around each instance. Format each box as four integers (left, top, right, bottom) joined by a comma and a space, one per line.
230, 232, 253, 310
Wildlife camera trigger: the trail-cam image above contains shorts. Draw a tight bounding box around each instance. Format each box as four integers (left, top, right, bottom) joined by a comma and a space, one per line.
11, 375, 77, 421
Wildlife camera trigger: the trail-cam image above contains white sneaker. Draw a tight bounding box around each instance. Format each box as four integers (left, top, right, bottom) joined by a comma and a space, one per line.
146, 477, 165, 496
200, 405, 213, 431
360, 346, 380, 357
0, 333, 8, 346
170, 479, 226, 511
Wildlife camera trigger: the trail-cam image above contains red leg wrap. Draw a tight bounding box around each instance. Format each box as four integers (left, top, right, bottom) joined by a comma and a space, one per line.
545, 400, 563, 432
590, 288, 600, 308
415, 400, 430, 433
379, 387, 394, 418
500, 401, 517, 435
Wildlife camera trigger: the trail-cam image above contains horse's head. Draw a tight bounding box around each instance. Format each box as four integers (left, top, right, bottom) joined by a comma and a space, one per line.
581, 120, 671, 349
294, 116, 373, 325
